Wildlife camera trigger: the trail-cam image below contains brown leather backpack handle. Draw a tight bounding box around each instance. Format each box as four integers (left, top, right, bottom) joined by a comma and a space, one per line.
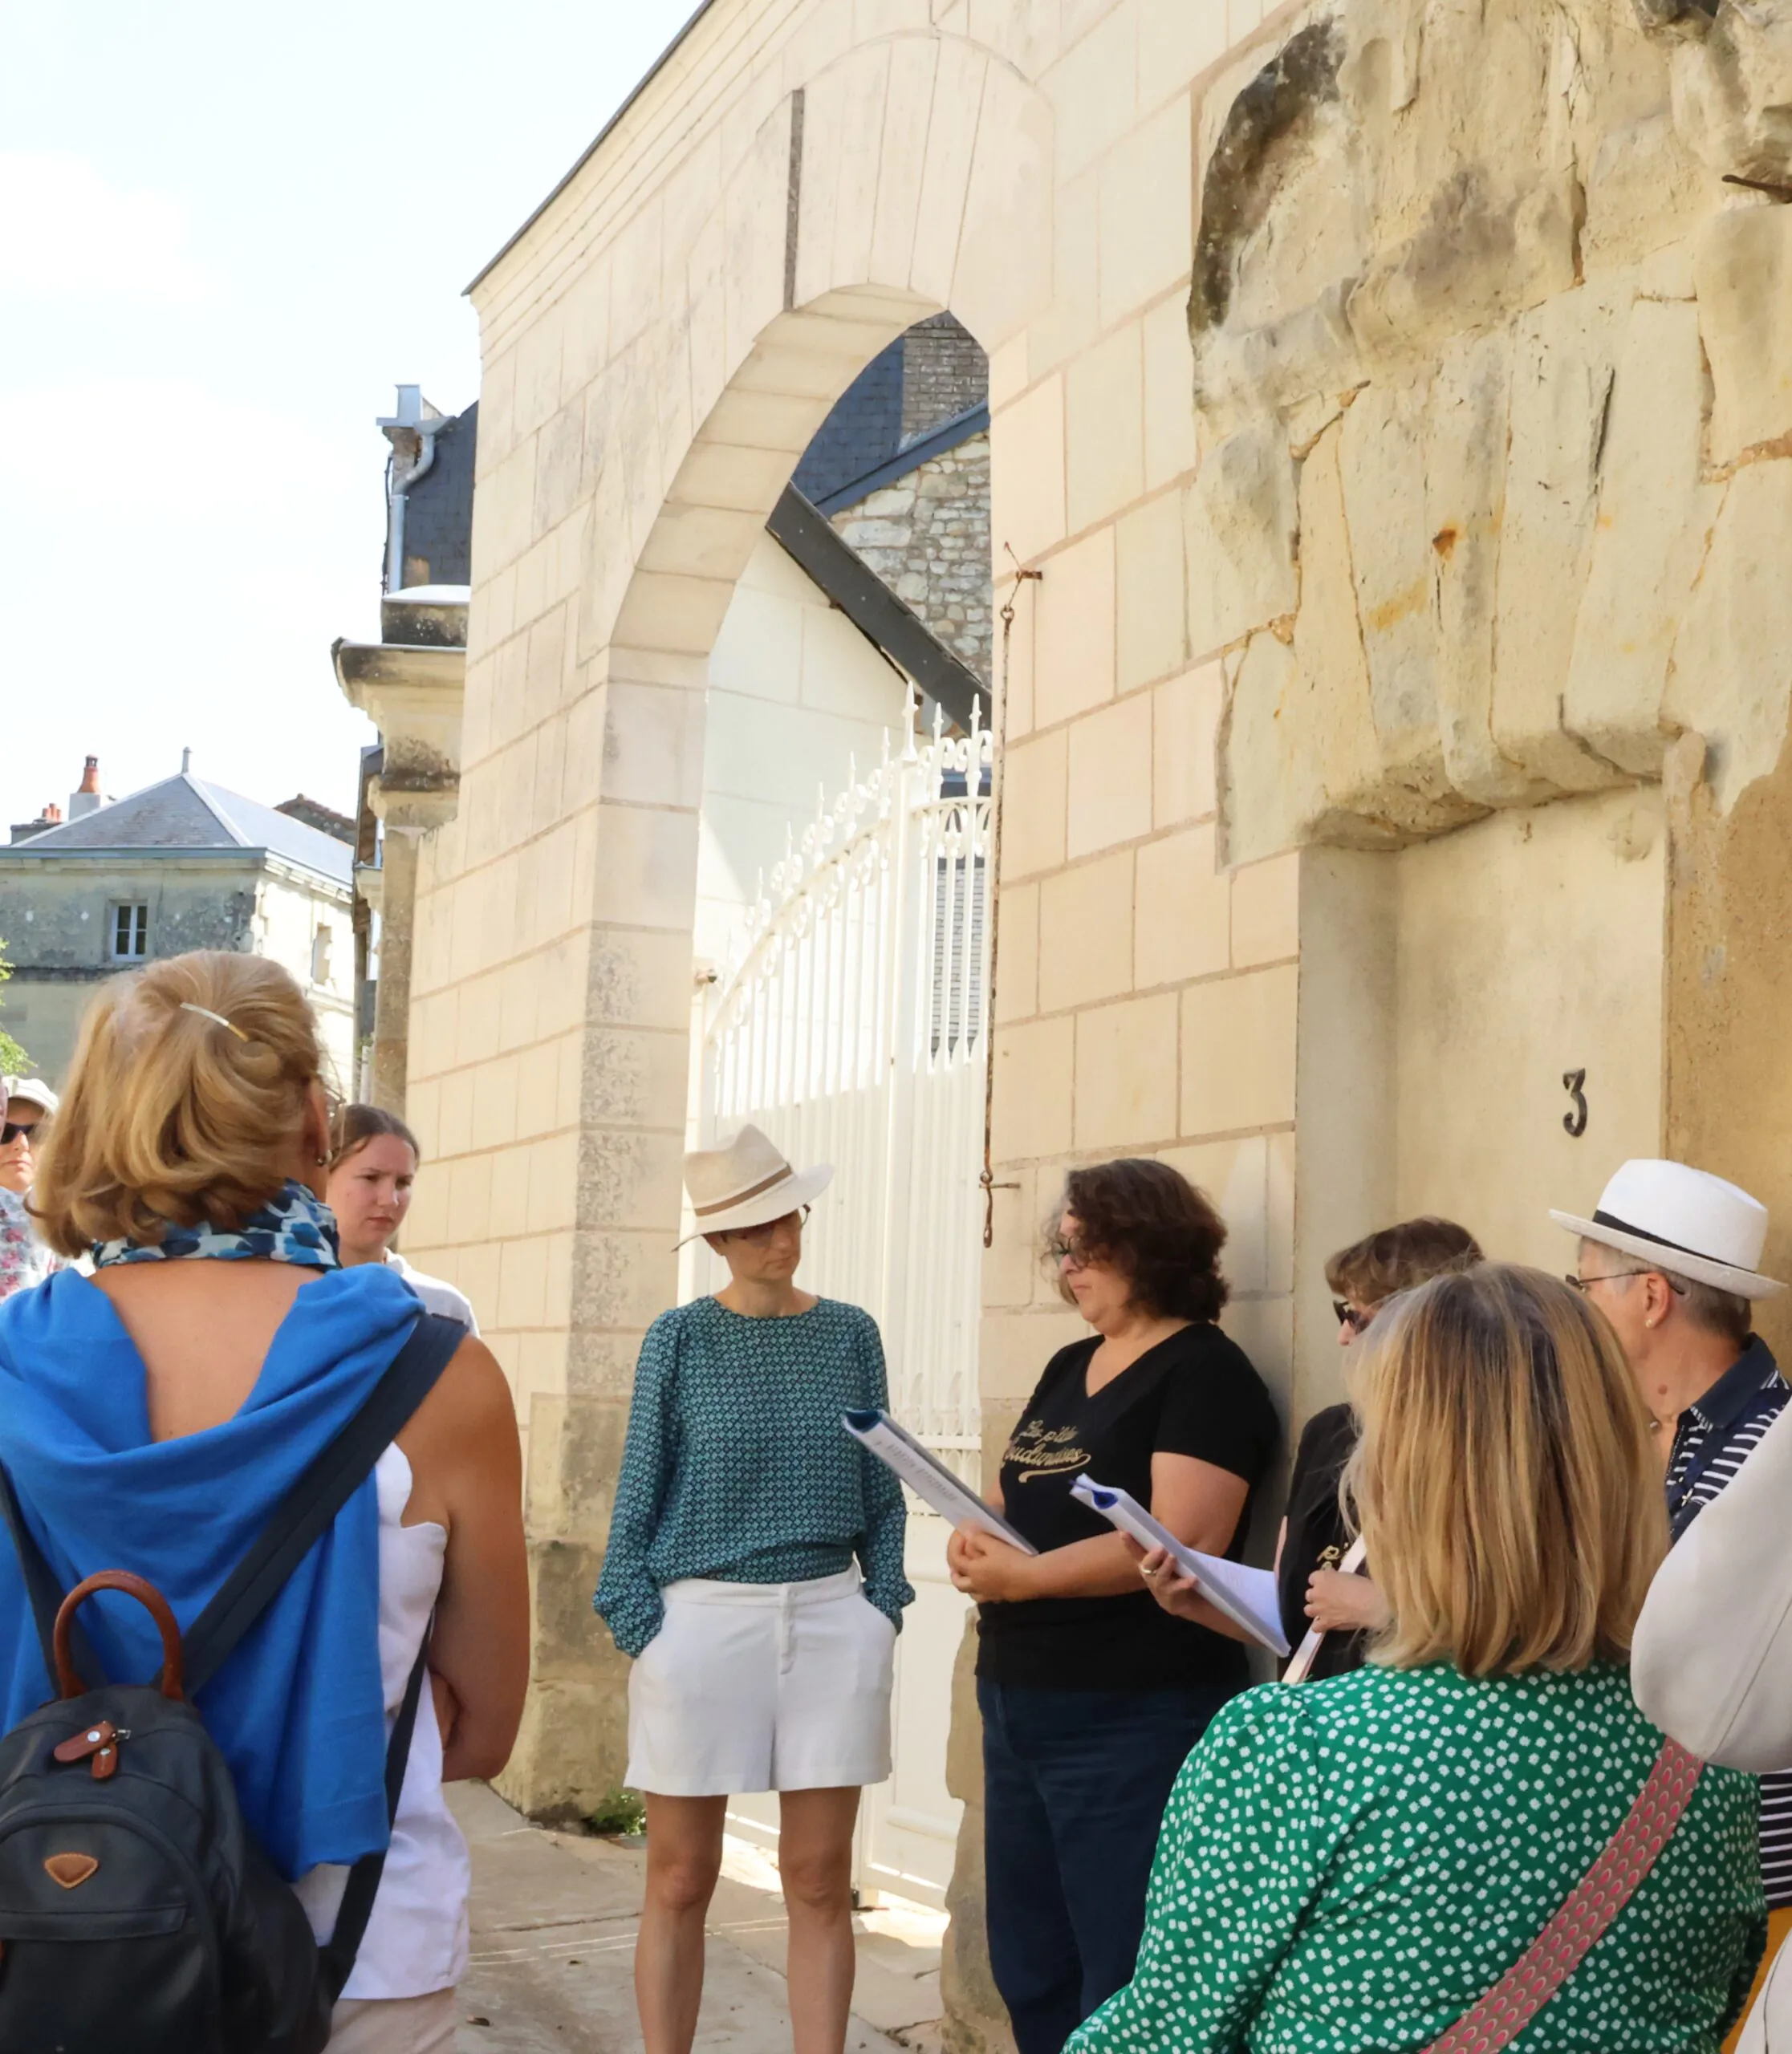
53, 1572, 185, 1702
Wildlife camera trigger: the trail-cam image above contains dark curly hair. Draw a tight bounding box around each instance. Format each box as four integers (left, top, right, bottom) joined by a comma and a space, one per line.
1046, 1158, 1229, 1322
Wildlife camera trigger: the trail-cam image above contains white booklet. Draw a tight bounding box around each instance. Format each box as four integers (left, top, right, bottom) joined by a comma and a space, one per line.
1070, 1475, 1290, 1656
844, 1409, 1038, 1554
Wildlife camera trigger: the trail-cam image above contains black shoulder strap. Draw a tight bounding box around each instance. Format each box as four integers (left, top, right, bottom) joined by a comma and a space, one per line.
319, 1625, 433, 1999
182, 1313, 465, 1696
0, 1463, 103, 1691
189, 1309, 465, 2001
0, 1313, 465, 1703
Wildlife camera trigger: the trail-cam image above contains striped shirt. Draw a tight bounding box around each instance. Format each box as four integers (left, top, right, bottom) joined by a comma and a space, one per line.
1664, 1334, 1791, 1907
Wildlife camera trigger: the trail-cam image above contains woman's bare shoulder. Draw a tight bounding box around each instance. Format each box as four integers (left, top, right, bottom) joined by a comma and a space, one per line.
414, 1334, 518, 1436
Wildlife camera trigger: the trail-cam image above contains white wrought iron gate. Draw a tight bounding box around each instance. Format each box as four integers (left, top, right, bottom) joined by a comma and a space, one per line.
689, 700, 992, 1906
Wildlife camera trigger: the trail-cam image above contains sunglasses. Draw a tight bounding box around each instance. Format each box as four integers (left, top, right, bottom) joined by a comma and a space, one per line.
0, 1121, 39, 1147
1333, 1300, 1375, 1333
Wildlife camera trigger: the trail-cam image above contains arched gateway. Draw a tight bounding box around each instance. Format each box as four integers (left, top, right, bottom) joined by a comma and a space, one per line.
390, 0, 1792, 2037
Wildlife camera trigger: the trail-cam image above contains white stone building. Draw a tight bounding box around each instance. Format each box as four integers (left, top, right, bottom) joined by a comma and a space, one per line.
0, 761, 356, 1088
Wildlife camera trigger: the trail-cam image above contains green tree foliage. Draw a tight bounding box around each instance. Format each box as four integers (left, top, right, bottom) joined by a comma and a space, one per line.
0, 938, 30, 1076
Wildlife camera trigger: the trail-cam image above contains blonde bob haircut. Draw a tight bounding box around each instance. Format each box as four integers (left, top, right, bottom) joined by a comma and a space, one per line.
33, 952, 326, 1256
1343, 1263, 1667, 1678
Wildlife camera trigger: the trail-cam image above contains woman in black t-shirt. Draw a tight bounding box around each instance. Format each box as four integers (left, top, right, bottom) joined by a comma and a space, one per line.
946, 1159, 1277, 2054
1140, 1216, 1481, 1679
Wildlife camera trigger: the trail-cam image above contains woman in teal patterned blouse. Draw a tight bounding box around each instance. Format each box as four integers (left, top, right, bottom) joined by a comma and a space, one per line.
1069, 1264, 1766, 2054
595, 1125, 912, 2054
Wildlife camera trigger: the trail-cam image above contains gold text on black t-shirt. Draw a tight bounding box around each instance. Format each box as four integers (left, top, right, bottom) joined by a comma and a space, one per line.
1003, 1419, 1090, 1484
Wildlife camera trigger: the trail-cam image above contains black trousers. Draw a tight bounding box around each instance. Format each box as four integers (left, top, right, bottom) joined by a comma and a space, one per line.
977, 1676, 1233, 2054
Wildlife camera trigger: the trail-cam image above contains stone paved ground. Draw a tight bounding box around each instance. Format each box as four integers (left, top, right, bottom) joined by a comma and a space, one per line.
449, 1784, 946, 2054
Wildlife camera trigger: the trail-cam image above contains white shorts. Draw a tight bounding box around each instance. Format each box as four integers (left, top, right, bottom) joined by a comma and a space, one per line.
627, 1566, 895, 1796
328, 1989, 458, 2051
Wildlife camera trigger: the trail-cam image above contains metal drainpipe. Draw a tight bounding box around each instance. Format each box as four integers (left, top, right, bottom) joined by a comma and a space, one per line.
384, 426, 440, 594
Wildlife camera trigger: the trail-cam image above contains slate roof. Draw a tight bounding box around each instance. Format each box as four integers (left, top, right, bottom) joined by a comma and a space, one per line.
790, 319, 988, 512
399, 403, 477, 588
0, 774, 352, 888
790, 347, 906, 508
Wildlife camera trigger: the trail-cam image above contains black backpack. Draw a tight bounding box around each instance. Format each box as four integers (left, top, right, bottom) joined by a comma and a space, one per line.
0, 1312, 465, 2054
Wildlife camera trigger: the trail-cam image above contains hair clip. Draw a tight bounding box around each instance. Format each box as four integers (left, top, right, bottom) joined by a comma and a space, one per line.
179, 1002, 250, 1043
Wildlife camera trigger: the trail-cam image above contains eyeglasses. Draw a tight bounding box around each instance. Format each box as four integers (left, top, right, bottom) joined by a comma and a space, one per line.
1046, 1237, 1099, 1272
1566, 1269, 1687, 1297
723, 1205, 811, 1244
0, 1121, 39, 1147
1333, 1300, 1376, 1333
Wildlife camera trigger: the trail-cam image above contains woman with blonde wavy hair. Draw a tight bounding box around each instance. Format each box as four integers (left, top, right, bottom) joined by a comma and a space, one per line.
1067, 1264, 1766, 2054
0, 952, 527, 2052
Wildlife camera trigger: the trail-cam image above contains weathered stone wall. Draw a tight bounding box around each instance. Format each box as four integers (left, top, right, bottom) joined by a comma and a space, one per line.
0, 859, 353, 1088
902, 312, 988, 442
1666, 730, 1792, 1369
1184, 0, 1792, 1436
831, 431, 994, 684
1185, 0, 1792, 867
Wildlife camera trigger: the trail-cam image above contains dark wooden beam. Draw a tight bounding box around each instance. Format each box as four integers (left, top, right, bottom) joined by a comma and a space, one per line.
765, 484, 990, 731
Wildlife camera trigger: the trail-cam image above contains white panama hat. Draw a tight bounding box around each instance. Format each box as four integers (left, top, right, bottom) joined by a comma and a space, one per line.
1550, 1158, 1786, 1301
677, 1122, 834, 1246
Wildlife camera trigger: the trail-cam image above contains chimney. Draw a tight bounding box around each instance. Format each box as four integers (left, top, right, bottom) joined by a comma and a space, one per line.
181, 748, 192, 774
10, 802, 62, 846
69, 757, 102, 819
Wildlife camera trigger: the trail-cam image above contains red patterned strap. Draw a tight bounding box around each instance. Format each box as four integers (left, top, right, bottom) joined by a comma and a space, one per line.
1424, 1737, 1705, 2054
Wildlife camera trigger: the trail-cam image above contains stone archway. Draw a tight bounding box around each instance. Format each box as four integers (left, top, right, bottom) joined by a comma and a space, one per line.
437, 26, 1052, 1821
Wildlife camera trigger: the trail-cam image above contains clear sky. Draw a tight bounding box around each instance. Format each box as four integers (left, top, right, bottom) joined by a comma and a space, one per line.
0, 0, 699, 834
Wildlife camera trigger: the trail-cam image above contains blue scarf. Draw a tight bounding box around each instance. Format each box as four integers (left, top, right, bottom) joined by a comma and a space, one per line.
92, 1178, 343, 1270
0, 1249, 422, 1880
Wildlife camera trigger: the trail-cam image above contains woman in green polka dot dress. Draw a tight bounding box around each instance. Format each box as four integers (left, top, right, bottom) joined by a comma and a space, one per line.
1067, 1265, 1766, 2054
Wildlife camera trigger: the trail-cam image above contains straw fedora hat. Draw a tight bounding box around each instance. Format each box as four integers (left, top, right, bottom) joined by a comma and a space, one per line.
677, 1123, 834, 1245
1550, 1159, 1786, 1300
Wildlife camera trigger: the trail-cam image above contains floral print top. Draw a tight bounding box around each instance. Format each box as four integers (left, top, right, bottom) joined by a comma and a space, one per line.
0, 1187, 61, 1303
1067, 1662, 1765, 2054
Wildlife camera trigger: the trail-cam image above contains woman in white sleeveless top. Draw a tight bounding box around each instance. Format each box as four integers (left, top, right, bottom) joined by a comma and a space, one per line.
327, 1104, 480, 1333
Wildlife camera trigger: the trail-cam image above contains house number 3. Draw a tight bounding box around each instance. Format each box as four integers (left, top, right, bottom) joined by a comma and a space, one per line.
1562, 1069, 1588, 1139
